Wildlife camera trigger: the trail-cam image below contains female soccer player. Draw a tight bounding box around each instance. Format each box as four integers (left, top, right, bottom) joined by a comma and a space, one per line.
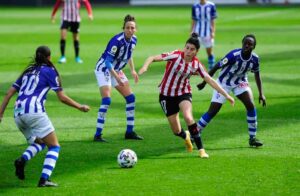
0, 46, 90, 187
93, 14, 142, 142
196, 34, 266, 147
191, 0, 217, 70
51, 0, 93, 63
138, 33, 235, 158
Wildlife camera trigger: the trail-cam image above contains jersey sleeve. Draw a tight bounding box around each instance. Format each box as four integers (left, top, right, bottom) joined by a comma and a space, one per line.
12, 76, 23, 91
82, 0, 93, 16
217, 51, 235, 68
51, 0, 62, 17
191, 5, 198, 20
196, 62, 209, 78
105, 38, 120, 59
161, 50, 180, 61
45, 67, 62, 92
211, 4, 217, 19
251, 57, 260, 73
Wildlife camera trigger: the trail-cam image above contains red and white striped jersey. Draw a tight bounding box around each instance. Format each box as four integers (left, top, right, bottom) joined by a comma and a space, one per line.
159, 50, 208, 97
51, 0, 92, 22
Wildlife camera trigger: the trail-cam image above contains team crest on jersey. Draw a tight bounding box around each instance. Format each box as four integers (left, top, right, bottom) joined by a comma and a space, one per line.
221, 58, 228, 66
110, 46, 118, 54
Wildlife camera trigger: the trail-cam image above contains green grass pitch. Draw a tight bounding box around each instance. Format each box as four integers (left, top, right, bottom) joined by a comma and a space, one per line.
0, 5, 299, 195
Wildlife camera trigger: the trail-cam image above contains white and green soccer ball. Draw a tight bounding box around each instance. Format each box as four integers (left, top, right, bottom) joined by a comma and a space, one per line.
117, 149, 137, 168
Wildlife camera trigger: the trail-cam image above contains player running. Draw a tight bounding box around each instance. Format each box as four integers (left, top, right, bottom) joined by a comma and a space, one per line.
0, 46, 90, 187
196, 34, 266, 147
139, 33, 235, 158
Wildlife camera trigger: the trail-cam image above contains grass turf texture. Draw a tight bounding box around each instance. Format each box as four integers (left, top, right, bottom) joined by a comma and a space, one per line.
0, 6, 299, 195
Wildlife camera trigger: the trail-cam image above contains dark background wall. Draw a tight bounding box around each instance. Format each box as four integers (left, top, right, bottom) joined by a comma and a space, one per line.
0, 0, 129, 7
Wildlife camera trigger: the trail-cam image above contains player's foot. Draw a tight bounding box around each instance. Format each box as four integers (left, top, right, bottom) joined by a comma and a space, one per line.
94, 135, 107, 142
199, 149, 209, 158
75, 56, 83, 63
184, 131, 193, 152
58, 56, 66, 63
249, 137, 263, 147
38, 178, 58, 187
14, 157, 26, 180
125, 131, 143, 140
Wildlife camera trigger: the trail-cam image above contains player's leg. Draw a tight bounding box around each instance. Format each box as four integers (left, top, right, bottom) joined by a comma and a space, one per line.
197, 88, 226, 133
115, 76, 143, 140
72, 22, 82, 63
237, 90, 263, 147
58, 21, 68, 63
38, 132, 60, 187
178, 99, 195, 152
206, 47, 215, 70
94, 68, 112, 142
94, 86, 111, 142
14, 116, 46, 180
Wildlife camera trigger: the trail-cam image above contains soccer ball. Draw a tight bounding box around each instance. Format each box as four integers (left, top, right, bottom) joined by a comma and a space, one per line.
117, 149, 137, 168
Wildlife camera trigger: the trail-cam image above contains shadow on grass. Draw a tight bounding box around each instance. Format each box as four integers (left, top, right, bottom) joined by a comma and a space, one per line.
0, 96, 299, 190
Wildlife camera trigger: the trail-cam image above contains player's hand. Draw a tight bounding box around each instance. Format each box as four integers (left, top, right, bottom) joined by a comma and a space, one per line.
227, 95, 235, 106
131, 70, 139, 84
197, 82, 207, 90
80, 105, 90, 112
51, 16, 55, 23
88, 14, 94, 21
116, 77, 125, 87
138, 66, 147, 75
211, 32, 215, 39
259, 95, 266, 107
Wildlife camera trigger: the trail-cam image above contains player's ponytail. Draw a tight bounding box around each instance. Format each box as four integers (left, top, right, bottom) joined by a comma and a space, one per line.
186, 33, 200, 50
123, 14, 135, 29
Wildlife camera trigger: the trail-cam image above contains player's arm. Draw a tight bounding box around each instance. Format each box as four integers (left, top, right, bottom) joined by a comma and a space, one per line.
51, 0, 62, 23
105, 56, 124, 86
82, 0, 93, 20
254, 71, 266, 107
197, 63, 220, 90
138, 55, 163, 75
56, 90, 90, 112
211, 19, 216, 39
0, 87, 17, 123
128, 58, 138, 84
190, 20, 196, 35
203, 75, 235, 106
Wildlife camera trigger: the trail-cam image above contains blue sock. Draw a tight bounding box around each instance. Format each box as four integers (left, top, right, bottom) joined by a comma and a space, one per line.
95, 97, 111, 137
208, 55, 215, 69
41, 146, 60, 180
125, 94, 135, 134
197, 112, 212, 132
22, 143, 46, 161
247, 109, 257, 139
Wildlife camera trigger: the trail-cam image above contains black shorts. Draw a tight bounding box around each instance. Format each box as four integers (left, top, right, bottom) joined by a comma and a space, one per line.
60, 21, 80, 33
159, 93, 192, 117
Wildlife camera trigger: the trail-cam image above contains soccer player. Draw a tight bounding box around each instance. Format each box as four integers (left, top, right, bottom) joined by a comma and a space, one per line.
196, 34, 266, 147
0, 46, 90, 187
93, 14, 143, 142
51, 0, 93, 64
139, 33, 235, 158
191, 0, 217, 70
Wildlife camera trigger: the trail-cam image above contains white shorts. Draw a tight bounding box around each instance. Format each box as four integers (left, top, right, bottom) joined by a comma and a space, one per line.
198, 37, 214, 48
94, 64, 128, 87
211, 81, 252, 104
14, 113, 54, 144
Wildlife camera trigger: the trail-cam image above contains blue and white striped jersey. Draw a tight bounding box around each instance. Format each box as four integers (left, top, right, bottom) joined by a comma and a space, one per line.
192, 1, 217, 37
95, 32, 137, 72
12, 65, 62, 117
217, 49, 260, 87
